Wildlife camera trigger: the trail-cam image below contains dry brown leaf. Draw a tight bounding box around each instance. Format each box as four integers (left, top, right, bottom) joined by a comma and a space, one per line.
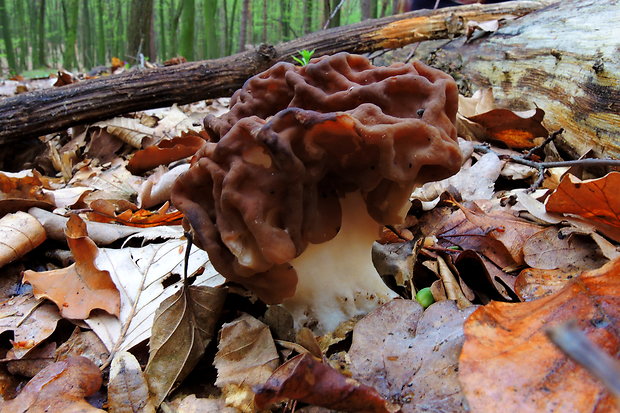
55, 327, 109, 367
514, 267, 578, 301
546, 172, 620, 243
127, 132, 206, 175
0, 170, 55, 214
87, 201, 183, 227
454, 250, 515, 301
6, 342, 56, 378
0, 356, 104, 413
137, 164, 189, 209
0, 211, 46, 268
166, 394, 237, 413
349, 299, 476, 412
85, 127, 124, 164
460, 257, 620, 412
467, 108, 548, 149
145, 285, 227, 407
108, 351, 156, 413
23, 214, 120, 319
0, 294, 61, 359
255, 353, 398, 412
93, 117, 155, 148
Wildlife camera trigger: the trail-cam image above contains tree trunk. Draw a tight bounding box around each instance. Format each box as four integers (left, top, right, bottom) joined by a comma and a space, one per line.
179, 0, 195, 60
96, 0, 106, 65
262, 0, 268, 42
429, 0, 620, 159
62, 0, 79, 70
303, 0, 313, 34
204, 0, 218, 59
37, 0, 47, 67
238, 0, 250, 52
127, 0, 155, 63
0, 0, 555, 144
0, 0, 18, 74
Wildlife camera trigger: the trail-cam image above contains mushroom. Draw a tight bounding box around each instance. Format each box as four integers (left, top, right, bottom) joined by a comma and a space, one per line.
172, 53, 461, 334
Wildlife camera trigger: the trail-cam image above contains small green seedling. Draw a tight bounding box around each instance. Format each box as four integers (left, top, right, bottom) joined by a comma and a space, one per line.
415, 287, 435, 309
293, 49, 315, 66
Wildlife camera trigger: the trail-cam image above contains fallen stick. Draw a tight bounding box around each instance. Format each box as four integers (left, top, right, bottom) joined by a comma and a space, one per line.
0, 0, 554, 144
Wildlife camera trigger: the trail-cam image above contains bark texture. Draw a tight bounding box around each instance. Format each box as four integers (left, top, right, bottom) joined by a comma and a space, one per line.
430, 0, 620, 158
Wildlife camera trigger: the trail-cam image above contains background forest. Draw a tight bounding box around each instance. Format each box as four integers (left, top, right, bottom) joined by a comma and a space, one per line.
0, 0, 403, 76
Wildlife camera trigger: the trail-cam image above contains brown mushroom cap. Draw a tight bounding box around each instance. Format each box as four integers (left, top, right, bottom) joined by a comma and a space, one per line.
172, 53, 461, 303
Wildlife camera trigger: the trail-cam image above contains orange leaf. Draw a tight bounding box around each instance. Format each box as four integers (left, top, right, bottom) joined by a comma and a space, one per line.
459, 257, 620, 412
546, 172, 620, 242
255, 353, 397, 412
0, 356, 104, 412
467, 108, 548, 149
127, 132, 206, 174
23, 215, 120, 319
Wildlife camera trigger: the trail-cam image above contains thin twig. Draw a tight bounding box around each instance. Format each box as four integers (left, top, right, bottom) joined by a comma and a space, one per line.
524, 128, 564, 159
473, 143, 620, 192
547, 321, 620, 400
322, 0, 348, 30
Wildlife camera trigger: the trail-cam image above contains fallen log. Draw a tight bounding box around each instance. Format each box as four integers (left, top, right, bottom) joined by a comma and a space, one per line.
430, 0, 620, 158
0, 0, 553, 144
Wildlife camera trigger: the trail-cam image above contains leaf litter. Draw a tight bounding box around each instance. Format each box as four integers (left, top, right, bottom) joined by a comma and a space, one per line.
0, 71, 618, 413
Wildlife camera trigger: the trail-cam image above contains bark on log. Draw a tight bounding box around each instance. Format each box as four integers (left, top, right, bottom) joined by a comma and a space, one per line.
430, 0, 620, 158
0, 0, 553, 144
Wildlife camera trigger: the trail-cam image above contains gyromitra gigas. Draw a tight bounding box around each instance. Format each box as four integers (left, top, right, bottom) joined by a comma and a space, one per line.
172, 53, 461, 333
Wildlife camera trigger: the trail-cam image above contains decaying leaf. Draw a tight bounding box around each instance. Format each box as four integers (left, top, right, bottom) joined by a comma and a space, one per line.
213, 314, 279, 412
546, 172, 620, 243
349, 299, 477, 412
137, 164, 190, 209
86, 239, 225, 352
0, 294, 61, 359
87, 201, 183, 227
127, 132, 206, 175
108, 351, 156, 413
255, 353, 398, 412
0, 356, 104, 413
29, 206, 184, 245
0, 211, 46, 269
6, 341, 56, 378
467, 108, 548, 149
93, 117, 155, 148
23, 214, 120, 319
145, 285, 227, 407
460, 257, 620, 412
55, 328, 109, 367
166, 394, 238, 413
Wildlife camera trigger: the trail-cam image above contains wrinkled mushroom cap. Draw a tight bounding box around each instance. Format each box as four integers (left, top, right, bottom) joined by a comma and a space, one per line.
172, 53, 461, 303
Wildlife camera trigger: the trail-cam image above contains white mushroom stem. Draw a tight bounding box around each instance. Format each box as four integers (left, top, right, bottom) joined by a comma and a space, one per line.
282, 191, 399, 334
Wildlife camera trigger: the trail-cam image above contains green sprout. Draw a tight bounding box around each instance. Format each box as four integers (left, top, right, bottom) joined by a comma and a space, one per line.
293, 49, 315, 66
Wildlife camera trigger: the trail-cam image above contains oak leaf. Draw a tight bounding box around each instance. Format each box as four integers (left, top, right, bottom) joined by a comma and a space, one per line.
546, 172, 620, 242
460, 257, 620, 412
23, 214, 120, 319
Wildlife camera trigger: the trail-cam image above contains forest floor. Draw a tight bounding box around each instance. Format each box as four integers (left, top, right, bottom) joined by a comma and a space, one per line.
0, 45, 618, 413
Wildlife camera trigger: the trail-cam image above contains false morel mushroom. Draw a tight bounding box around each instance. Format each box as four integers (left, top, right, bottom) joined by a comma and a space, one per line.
172, 53, 461, 333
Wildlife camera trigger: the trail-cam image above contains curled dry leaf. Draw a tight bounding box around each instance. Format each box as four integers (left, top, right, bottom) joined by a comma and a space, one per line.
23, 214, 120, 319
29, 206, 184, 245
0, 211, 46, 268
349, 299, 477, 412
255, 352, 398, 413
0, 294, 61, 359
166, 394, 238, 413
546, 172, 620, 243
55, 328, 109, 367
0, 170, 55, 214
87, 202, 183, 227
138, 164, 190, 209
93, 117, 155, 149
127, 132, 206, 175
213, 314, 279, 412
460, 257, 620, 412
0, 356, 104, 413
145, 285, 227, 407
108, 351, 156, 413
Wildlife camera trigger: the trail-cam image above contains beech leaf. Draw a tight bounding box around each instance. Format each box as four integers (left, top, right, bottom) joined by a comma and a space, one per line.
460, 257, 620, 412
349, 299, 477, 412
145, 285, 227, 407
108, 351, 156, 413
0, 356, 104, 413
255, 353, 398, 412
127, 132, 206, 175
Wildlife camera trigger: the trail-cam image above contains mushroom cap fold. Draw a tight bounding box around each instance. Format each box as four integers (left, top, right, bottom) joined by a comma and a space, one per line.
172, 53, 461, 303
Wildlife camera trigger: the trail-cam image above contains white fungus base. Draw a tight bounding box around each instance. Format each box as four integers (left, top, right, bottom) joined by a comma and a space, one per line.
282, 191, 398, 334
